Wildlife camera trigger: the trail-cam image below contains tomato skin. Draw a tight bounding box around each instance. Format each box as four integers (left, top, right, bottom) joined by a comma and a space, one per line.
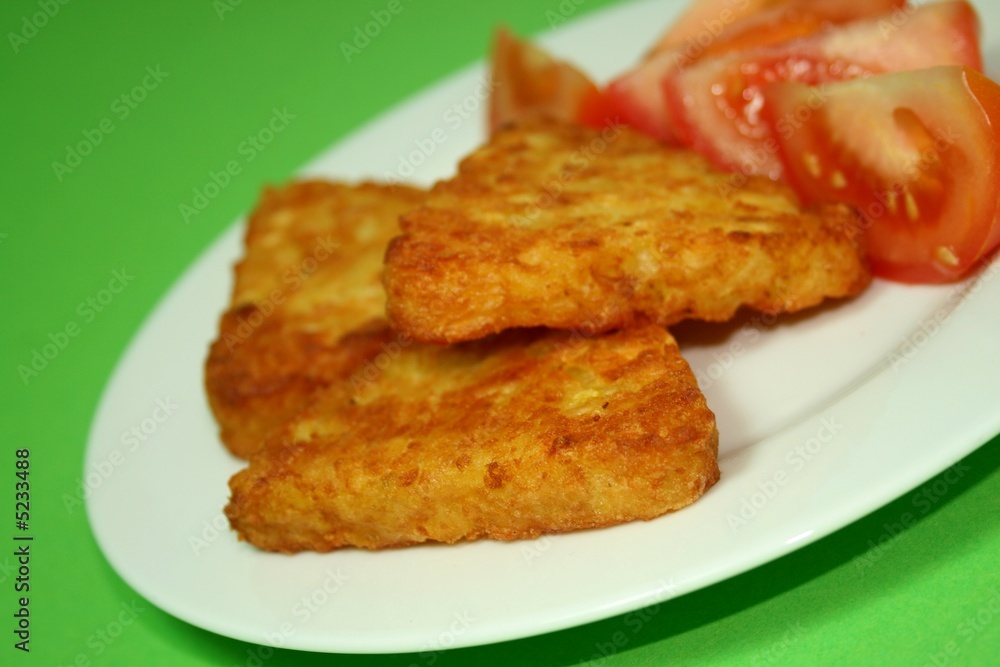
577, 86, 620, 130
488, 28, 615, 134
663, 0, 983, 180
647, 0, 907, 56
966, 72, 1000, 261
606, 52, 685, 143
763, 67, 1000, 283
647, 0, 778, 55
608, 0, 907, 143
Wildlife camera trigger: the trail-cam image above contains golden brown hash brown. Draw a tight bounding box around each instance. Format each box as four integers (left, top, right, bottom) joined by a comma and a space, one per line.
210, 179, 718, 551
226, 322, 719, 553
383, 119, 870, 344
204, 181, 425, 458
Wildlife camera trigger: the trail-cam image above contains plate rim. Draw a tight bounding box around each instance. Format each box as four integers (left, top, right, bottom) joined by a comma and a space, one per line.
84, 0, 1000, 653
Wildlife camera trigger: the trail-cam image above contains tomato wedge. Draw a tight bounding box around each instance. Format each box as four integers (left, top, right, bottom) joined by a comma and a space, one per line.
648, 0, 908, 56
663, 0, 982, 179
764, 66, 1000, 283
608, 0, 907, 143
488, 27, 615, 134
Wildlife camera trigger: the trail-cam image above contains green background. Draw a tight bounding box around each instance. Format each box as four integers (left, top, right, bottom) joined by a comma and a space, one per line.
3, 0, 998, 665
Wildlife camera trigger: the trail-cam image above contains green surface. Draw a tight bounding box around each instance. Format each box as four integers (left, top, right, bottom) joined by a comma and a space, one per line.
3, 0, 998, 665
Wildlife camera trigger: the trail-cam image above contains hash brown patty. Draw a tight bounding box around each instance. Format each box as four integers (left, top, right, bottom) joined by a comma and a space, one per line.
383, 119, 870, 343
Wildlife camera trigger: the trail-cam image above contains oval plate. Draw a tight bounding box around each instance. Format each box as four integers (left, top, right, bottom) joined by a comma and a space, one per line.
85, 0, 1000, 653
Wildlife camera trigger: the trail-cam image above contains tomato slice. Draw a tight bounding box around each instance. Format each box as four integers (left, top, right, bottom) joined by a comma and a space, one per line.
608, 0, 907, 143
648, 0, 908, 56
663, 0, 982, 179
488, 27, 615, 134
647, 0, 781, 55
764, 66, 1000, 283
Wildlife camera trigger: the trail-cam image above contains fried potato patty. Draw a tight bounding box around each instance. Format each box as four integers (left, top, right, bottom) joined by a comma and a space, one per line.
383, 119, 870, 344
226, 322, 719, 552
204, 181, 425, 458
212, 180, 718, 552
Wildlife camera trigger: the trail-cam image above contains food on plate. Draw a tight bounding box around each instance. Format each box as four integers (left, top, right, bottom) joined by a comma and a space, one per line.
218, 181, 719, 552
598, 0, 998, 282
662, 0, 983, 179
489, 27, 615, 133
212, 0, 1000, 554
609, 0, 908, 143
383, 118, 870, 345
645, 0, 908, 57
204, 181, 425, 458
764, 66, 1000, 282
227, 321, 719, 552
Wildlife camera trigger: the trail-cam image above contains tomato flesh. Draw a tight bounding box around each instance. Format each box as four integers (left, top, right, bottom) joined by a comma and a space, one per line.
608, 0, 907, 143
663, 0, 983, 179
764, 66, 1000, 283
488, 28, 614, 134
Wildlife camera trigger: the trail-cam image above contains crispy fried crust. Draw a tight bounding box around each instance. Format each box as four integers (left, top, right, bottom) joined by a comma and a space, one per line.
204, 181, 425, 458
383, 119, 870, 344
226, 322, 719, 552
212, 179, 719, 552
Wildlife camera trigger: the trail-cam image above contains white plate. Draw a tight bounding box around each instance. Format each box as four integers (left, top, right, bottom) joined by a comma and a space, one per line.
86, 0, 1000, 653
